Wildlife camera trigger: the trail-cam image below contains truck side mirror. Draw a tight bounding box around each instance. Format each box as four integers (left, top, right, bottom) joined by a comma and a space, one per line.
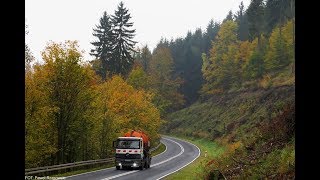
113, 141, 116, 148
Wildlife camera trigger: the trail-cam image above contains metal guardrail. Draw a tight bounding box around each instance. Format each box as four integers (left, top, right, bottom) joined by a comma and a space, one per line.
25, 158, 114, 175
25, 142, 162, 175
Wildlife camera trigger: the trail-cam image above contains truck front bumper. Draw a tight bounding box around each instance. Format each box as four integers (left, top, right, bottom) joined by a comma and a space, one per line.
115, 158, 143, 167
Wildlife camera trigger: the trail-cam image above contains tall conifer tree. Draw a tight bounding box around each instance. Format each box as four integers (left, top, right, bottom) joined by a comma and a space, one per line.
111, 1, 137, 76
90, 12, 114, 80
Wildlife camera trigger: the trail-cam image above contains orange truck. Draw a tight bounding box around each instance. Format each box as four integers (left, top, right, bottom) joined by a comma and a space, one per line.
113, 130, 152, 170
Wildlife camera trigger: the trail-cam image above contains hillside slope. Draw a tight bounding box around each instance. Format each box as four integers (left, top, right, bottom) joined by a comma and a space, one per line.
163, 85, 295, 179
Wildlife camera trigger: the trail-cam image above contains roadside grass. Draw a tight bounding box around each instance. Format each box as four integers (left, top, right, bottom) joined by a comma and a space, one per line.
164, 85, 294, 154
51, 142, 166, 178
152, 142, 166, 157
163, 134, 225, 180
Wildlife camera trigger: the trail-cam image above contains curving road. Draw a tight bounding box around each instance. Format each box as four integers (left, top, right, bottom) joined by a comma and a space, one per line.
65, 136, 200, 180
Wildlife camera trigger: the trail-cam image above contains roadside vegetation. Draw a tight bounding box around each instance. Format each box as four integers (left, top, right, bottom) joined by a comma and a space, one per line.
26, 0, 295, 178
164, 86, 294, 179
162, 0, 295, 178
164, 136, 225, 180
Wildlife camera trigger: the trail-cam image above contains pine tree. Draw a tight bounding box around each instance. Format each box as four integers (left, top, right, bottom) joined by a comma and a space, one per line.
235, 1, 249, 41
264, 0, 280, 35
264, 0, 295, 35
247, 0, 265, 44
149, 46, 185, 114
111, 1, 137, 76
204, 20, 220, 53
140, 45, 152, 73
90, 11, 114, 80
223, 10, 234, 23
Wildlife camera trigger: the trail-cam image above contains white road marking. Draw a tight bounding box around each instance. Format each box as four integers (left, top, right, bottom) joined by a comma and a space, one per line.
65, 141, 167, 179
65, 166, 115, 179
101, 137, 184, 180
150, 138, 184, 167
64, 137, 199, 180
102, 170, 139, 180
155, 137, 201, 180
152, 140, 168, 158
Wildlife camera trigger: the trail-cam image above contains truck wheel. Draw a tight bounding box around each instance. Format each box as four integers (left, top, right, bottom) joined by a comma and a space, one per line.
139, 164, 143, 170
145, 161, 149, 169
116, 166, 120, 170
146, 158, 151, 168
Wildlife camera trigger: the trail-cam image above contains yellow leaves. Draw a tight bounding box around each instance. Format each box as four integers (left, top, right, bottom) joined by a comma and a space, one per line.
282, 20, 295, 63
220, 141, 242, 160
127, 67, 150, 90
26, 40, 101, 167
282, 20, 294, 47
26, 40, 165, 166
237, 41, 253, 65
208, 88, 224, 95
216, 20, 238, 45
260, 74, 273, 89
25, 71, 58, 167
265, 20, 294, 72
202, 20, 240, 93
95, 75, 162, 141
41, 40, 83, 66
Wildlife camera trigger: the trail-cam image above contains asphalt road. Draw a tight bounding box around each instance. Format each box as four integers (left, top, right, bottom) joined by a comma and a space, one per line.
65, 136, 200, 180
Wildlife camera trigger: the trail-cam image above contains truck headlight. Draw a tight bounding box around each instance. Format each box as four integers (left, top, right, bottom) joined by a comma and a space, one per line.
133, 163, 137, 167
118, 163, 122, 166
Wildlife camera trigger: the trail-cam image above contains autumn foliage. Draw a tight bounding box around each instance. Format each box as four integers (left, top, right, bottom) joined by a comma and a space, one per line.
201, 20, 294, 95
25, 41, 162, 168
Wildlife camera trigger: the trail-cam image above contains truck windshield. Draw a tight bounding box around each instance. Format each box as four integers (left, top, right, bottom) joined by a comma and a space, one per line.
116, 140, 140, 149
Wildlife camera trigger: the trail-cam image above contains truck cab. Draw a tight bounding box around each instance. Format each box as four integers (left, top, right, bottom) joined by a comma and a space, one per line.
113, 136, 151, 170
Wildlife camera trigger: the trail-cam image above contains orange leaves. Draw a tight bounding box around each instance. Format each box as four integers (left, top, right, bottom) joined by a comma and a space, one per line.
228, 141, 242, 154
95, 75, 161, 140
218, 142, 241, 163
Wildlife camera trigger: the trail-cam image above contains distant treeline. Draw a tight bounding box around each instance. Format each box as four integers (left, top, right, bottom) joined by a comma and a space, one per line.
138, 0, 294, 104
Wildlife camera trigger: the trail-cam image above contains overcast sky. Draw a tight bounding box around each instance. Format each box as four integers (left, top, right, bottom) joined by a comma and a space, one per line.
26, 0, 250, 62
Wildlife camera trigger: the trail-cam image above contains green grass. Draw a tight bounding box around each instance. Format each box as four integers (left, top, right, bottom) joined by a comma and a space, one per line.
164, 85, 294, 142
51, 142, 166, 177
152, 142, 166, 157
241, 142, 295, 179
161, 83, 294, 179
163, 135, 225, 180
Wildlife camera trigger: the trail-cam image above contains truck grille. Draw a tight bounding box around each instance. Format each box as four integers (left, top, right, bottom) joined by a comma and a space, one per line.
116, 153, 141, 159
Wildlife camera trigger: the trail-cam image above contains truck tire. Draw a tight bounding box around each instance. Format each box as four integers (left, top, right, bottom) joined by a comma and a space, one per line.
116, 166, 120, 170
139, 164, 143, 170
147, 158, 151, 168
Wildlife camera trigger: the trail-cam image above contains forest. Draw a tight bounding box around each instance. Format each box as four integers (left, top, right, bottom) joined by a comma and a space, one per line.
25, 0, 295, 178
